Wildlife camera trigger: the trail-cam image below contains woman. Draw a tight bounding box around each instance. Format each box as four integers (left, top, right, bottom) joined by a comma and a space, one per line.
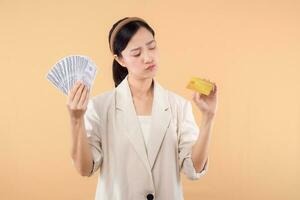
67, 17, 218, 200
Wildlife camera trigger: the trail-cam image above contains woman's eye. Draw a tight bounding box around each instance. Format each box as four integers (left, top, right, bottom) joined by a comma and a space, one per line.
133, 46, 156, 57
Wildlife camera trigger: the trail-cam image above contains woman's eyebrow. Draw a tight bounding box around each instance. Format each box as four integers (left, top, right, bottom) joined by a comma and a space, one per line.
130, 40, 156, 52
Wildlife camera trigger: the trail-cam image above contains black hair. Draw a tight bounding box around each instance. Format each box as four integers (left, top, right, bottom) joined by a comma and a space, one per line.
108, 17, 155, 87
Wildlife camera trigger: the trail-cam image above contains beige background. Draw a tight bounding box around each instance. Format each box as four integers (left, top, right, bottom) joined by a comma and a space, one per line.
1, 0, 299, 199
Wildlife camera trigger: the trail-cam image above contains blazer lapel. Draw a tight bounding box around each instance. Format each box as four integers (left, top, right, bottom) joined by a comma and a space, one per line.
147, 78, 171, 170
115, 75, 171, 172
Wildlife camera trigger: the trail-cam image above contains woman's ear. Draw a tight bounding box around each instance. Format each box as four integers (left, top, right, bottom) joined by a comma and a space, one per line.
114, 55, 126, 67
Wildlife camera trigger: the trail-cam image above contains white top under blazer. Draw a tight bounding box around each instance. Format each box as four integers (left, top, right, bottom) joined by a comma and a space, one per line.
138, 115, 152, 151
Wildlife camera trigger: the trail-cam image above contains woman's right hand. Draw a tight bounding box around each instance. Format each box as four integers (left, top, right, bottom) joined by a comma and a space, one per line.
67, 81, 90, 121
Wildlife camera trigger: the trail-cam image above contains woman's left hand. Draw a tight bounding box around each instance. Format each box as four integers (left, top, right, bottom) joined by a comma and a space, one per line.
192, 80, 218, 118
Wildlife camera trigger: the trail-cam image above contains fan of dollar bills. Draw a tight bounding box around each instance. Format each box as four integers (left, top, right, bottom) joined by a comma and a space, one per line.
46, 55, 98, 95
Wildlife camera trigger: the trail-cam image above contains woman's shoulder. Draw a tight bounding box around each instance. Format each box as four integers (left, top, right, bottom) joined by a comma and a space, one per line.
91, 90, 115, 103
164, 88, 190, 107
87, 89, 115, 112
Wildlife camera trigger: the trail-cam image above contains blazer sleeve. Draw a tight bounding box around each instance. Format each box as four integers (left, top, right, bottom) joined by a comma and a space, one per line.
83, 97, 104, 177
178, 100, 209, 180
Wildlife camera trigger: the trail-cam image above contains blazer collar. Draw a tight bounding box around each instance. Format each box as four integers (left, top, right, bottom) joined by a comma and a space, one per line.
115, 75, 171, 172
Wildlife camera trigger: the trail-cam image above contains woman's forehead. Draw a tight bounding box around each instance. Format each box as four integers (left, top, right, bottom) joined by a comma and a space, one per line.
126, 27, 154, 49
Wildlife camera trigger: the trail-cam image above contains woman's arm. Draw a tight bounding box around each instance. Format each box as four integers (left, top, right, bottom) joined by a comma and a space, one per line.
191, 82, 218, 172
67, 81, 93, 176
191, 114, 214, 172
70, 117, 93, 176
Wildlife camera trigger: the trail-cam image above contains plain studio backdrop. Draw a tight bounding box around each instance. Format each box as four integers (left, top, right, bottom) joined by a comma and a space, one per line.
0, 0, 299, 199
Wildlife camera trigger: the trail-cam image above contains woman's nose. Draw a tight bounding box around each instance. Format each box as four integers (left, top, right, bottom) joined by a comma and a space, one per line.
143, 51, 153, 63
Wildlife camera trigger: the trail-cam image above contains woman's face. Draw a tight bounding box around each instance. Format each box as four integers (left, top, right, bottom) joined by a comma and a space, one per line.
115, 27, 159, 79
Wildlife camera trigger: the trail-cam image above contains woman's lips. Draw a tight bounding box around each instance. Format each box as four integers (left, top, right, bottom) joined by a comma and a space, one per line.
146, 64, 156, 70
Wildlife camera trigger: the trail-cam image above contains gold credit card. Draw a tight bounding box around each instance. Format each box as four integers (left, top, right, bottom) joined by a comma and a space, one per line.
186, 77, 214, 96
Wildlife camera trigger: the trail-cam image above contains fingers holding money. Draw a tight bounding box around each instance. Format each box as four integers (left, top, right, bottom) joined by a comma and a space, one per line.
73, 83, 85, 106
66, 81, 90, 120
68, 81, 80, 101
79, 85, 89, 108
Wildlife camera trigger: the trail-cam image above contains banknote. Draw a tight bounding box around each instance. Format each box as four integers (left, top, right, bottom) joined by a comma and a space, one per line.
46, 55, 98, 95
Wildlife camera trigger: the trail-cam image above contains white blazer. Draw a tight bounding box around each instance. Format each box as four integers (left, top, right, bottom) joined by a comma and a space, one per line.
83, 75, 209, 200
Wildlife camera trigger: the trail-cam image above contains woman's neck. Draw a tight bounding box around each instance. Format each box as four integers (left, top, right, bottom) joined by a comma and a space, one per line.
127, 75, 154, 99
